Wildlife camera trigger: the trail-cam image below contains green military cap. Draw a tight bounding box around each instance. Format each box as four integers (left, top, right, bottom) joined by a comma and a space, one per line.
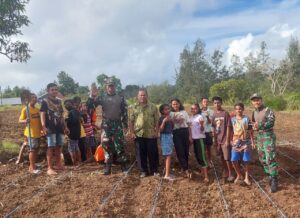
250, 93, 262, 100
105, 77, 115, 86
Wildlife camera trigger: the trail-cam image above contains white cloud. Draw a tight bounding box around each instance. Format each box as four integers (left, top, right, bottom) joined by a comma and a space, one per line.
226, 24, 300, 65
227, 33, 255, 63
1, 0, 300, 93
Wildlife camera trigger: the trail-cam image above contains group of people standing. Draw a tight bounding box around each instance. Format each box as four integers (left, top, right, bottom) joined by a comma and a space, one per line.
17, 78, 279, 193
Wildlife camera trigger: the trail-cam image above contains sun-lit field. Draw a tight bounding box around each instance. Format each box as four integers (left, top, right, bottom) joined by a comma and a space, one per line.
1, 108, 300, 217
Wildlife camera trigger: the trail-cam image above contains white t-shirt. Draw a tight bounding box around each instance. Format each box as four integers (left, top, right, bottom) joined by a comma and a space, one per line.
170, 111, 189, 130
189, 114, 205, 139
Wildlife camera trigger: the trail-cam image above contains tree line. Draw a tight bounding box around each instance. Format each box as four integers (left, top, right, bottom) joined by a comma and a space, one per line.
1, 1, 300, 110
2, 37, 300, 111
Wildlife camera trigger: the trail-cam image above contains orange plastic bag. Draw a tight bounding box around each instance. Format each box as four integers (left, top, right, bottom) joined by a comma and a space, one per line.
94, 145, 105, 162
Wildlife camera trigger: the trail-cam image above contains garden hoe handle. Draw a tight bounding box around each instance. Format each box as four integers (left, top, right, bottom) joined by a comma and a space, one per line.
25, 103, 33, 150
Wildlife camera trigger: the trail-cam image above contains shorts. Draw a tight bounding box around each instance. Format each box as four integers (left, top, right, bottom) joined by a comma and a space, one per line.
216, 144, 231, 161
47, 133, 64, 147
85, 136, 96, 149
231, 149, 251, 162
68, 139, 80, 153
204, 132, 213, 148
27, 137, 40, 151
160, 133, 173, 156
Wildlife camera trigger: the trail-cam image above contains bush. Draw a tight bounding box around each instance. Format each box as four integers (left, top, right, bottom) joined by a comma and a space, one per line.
264, 96, 287, 111
285, 93, 300, 110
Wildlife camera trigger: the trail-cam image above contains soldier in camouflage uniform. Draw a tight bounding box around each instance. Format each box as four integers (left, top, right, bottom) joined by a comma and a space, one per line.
87, 78, 128, 175
251, 94, 278, 193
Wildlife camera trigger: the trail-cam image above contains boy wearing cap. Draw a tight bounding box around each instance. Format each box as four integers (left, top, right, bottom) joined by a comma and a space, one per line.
251, 93, 278, 193
87, 78, 128, 175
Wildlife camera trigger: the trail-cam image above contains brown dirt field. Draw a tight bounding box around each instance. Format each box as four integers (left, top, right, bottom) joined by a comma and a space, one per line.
1, 109, 300, 217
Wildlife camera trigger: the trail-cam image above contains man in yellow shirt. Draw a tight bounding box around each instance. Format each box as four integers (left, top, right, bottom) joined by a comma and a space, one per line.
19, 93, 42, 174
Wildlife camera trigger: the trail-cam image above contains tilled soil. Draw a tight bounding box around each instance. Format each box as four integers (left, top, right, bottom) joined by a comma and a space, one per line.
1, 109, 300, 217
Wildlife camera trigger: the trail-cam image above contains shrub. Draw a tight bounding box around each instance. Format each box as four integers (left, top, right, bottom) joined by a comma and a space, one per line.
264, 96, 287, 111
285, 93, 300, 110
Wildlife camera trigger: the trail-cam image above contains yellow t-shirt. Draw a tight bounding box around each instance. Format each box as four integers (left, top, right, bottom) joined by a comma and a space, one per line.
19, 106, 42, 138
80, 123, 86, 138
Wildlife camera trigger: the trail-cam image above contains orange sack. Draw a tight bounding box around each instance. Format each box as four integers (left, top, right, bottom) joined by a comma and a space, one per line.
94, 145, 105, 162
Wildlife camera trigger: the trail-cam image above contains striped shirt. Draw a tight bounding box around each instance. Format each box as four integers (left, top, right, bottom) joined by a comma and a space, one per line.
83, 113, 94, 137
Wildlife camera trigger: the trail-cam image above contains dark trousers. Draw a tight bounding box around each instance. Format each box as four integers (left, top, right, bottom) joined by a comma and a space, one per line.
135, 137, 159, 174
79, 137, 86, 161
173, 128, 189, 171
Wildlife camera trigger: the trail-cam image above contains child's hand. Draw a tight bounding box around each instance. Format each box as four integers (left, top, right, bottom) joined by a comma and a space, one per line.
42, 126, 48, 135
252, 143, 256, 149
64, 127, 70, 135
253, 122, 259, 130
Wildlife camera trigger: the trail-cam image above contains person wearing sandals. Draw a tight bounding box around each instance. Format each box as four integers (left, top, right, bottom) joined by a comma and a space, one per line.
231, 103, 254, 186
170, 98, 191, 178
159, 104, 175, 181
189, 103, 209, 183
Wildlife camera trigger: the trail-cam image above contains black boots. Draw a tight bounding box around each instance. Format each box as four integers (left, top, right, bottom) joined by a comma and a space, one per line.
121, 163, 129, 173
102, 163, 111, 175
270, 176, 278, 193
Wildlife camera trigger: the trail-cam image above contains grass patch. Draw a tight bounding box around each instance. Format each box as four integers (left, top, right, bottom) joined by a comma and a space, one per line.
0, 104, 23, 111
0, 140, 20, 153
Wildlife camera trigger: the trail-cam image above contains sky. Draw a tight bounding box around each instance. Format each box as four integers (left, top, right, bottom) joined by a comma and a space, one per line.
1, 0, 300, 93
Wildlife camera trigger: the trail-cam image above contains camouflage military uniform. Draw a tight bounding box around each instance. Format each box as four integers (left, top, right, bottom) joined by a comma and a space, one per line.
88, 92, 128, 164
252, 106, 278, 177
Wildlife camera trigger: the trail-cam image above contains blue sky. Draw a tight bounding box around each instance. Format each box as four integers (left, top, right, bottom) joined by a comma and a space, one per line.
1, 0, 300, 93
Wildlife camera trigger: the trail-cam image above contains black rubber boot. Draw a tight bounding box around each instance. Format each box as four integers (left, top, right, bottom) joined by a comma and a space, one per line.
270, 176, 278, 193
121, 163, 129, 173
101, 163, 111, 175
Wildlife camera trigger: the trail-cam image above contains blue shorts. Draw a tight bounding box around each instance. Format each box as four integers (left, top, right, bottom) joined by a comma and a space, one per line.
47, 133, 64, 147
68, 139, 80, 153
160, 133, 173, 156
85, 136, 96, 149
231, 150, 251, 162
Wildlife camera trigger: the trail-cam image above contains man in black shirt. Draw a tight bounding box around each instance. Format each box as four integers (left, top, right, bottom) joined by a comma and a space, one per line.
40, 83, 69, 175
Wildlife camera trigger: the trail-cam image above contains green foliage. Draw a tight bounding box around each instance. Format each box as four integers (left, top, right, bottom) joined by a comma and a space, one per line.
57, 71, 79, 95
126, 97, 137, 106
209, 79, 251, 104
96, 73, 122, 95
285, 92, 300, 110
0, 85, 27, 98
0, 0, 31, 62
264, 96, 287, 111
124, 85, 140, 99
147, 81, 176, 104
175, 39, 214, 103
0, 141, 19, 153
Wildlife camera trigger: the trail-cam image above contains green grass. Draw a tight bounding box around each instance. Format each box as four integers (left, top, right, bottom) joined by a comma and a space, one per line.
0, 104, 23, 111
0, 141, 20, 153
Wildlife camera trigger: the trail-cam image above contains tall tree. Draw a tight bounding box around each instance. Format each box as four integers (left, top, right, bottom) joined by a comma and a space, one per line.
175, 39, 213, 102
229, 54, 244, 78
287, 37, 300, 91
124, 85, 140, 99
57, 71, 79, 95
211, 49, 229, 81
96, 73, 122, 95
147, 81, 176, 104
0, 0, 31, 62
